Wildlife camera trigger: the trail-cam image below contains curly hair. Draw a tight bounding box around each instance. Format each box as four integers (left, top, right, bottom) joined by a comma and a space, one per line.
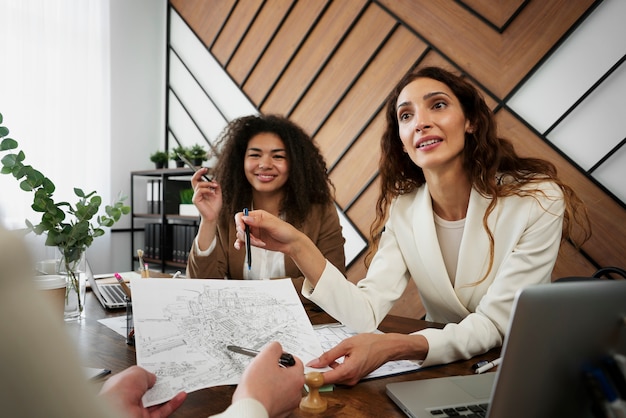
213, 114, 334, 227
366, 66, 591, 277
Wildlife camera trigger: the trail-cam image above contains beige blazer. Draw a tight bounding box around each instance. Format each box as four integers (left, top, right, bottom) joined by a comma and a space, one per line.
304, 181, 564, 367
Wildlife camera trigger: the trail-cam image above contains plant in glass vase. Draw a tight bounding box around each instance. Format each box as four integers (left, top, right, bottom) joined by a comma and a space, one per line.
0, 112, 130, 319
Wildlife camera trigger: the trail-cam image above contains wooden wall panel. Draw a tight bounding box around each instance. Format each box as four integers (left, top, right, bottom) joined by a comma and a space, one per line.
226, 0, 293, 83
242, 0, 329, 104
459, 0, 526, 29
171, 0, 236, 47
169, 0, 624, 320
314, 27, 428, 165
378, 0, 596, 97
288, 3, 396, 132
259, 0, 367, 114
211, 0, 263, 64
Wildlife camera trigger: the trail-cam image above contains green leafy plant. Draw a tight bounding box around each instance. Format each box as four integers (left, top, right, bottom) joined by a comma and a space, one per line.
179, 188, 194, 204
150, 150, 169, 167
187, 143, 208, 162
170, 145, 188, 162
0, 112, 130, 314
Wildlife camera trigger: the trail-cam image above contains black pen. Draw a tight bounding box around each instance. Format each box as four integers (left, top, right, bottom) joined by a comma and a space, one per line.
243, 208, 251, 270
227, 345, 295, 367
177, 152, 212, 182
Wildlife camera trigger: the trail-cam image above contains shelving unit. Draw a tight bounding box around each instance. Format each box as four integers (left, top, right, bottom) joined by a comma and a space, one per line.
130, 168, 200, 273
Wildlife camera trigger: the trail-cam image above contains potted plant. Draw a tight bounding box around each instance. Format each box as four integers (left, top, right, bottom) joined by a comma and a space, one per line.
0, 112, 130, 320
170, 145, 188, 168
179, 188, 198, 217
187, 143, 208, 166
150, 150, 169, 169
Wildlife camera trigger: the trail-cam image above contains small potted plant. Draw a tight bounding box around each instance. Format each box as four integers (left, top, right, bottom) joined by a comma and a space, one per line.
187, 143, 208, 166
179, 188, 198, 217
150, 150, 169, 169
170, 145, 188, 168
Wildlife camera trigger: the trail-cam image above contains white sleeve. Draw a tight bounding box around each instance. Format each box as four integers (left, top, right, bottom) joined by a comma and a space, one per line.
209, 398, 269, 418
194, 235, 217, 256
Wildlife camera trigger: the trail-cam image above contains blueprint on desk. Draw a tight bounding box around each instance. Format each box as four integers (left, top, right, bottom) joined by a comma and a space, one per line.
130, 278, 324, 407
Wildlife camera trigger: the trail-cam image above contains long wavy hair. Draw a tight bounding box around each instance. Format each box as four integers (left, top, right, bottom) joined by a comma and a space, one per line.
213, 114, 334, 227
366, 67, 591, 281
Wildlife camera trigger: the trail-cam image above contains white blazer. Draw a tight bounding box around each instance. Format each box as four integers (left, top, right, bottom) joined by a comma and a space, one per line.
303, 181, 564, 366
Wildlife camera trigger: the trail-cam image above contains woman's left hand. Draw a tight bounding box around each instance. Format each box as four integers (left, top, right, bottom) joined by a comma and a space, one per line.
306, 333, 422, 386
307, 334, 388, 386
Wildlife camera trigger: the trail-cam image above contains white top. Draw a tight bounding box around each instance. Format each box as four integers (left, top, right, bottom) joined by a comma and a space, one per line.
195, 236, 285, 280
433, 213, 465, 285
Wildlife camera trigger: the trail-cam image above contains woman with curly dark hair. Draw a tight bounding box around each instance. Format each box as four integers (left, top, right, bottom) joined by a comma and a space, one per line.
233, 67, 590, 385
186, 114, 346, 281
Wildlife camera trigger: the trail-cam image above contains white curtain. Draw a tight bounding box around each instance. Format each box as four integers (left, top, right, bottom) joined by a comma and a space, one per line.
0, 0, 110, 242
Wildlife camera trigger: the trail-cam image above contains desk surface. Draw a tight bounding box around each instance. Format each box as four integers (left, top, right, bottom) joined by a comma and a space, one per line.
66, 289, 500, 417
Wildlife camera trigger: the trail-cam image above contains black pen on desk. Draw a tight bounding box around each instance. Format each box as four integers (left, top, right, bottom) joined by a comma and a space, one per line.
227, 345, 296, 367
243, 207, 251, 270
114, 272, 132, 300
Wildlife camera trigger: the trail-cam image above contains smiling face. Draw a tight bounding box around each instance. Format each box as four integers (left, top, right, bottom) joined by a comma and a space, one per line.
396, 77, 472, 176
244, 132, 289, 198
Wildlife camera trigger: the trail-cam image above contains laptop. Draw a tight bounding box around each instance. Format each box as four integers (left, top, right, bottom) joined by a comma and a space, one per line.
88, 271, 140, 309
386, 279, 626, 417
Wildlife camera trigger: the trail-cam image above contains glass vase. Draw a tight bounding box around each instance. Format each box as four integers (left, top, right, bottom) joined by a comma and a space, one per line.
57, 247, 91, 321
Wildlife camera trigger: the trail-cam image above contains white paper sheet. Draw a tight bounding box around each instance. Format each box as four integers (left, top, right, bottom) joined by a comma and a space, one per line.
130, 278, 324, 407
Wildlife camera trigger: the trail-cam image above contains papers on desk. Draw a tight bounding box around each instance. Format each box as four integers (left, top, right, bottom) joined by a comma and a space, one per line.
130, 278, 325, 407
314, 323, 422, 380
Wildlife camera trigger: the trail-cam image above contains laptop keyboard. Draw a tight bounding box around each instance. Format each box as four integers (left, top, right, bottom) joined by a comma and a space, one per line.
429, 403, 489, 417
101, 284, 127, 304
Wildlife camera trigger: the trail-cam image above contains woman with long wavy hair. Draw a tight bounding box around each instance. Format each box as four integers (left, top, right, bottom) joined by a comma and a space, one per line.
233, 67, 590, 385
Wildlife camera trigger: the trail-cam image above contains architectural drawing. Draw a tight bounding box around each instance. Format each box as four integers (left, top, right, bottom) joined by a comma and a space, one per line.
130, 278, 323, 407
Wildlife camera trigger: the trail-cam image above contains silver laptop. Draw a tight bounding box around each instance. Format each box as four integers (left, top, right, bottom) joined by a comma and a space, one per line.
386, 279, 626, 417
88, 271, 138, 309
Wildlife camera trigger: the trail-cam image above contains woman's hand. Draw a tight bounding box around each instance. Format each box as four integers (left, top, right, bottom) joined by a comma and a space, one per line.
233, 342, 305, 418
191, 168, 222, 222
98, 365, 187, 418
307, 333, 428, 386
233, 209, 327, 284
233, 209, 300, 255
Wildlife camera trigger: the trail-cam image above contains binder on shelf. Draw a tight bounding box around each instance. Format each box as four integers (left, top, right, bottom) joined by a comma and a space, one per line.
146, 179, 162, 214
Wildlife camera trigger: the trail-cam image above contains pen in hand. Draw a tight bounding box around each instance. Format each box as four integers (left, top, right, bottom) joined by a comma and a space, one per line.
227, 345, 296, 367
243, 208, 251, 270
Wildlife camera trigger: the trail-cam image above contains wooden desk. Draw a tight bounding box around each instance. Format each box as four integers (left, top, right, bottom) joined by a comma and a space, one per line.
66, 291, 500, 417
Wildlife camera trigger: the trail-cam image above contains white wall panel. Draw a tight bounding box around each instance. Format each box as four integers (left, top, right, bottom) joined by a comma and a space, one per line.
168, 50, 227, 147
168, 91, 207, 149
547, 63, 626, 171
507, 0, 626, 133
169, 11, 256, 121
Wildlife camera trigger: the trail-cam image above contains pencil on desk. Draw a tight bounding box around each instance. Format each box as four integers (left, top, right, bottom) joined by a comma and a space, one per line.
114, 272, 132, 299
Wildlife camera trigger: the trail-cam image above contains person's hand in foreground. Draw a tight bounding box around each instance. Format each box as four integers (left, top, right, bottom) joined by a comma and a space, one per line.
306, 333, 429, 386
233, 341, 305, 418
98, 365, 187, 418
